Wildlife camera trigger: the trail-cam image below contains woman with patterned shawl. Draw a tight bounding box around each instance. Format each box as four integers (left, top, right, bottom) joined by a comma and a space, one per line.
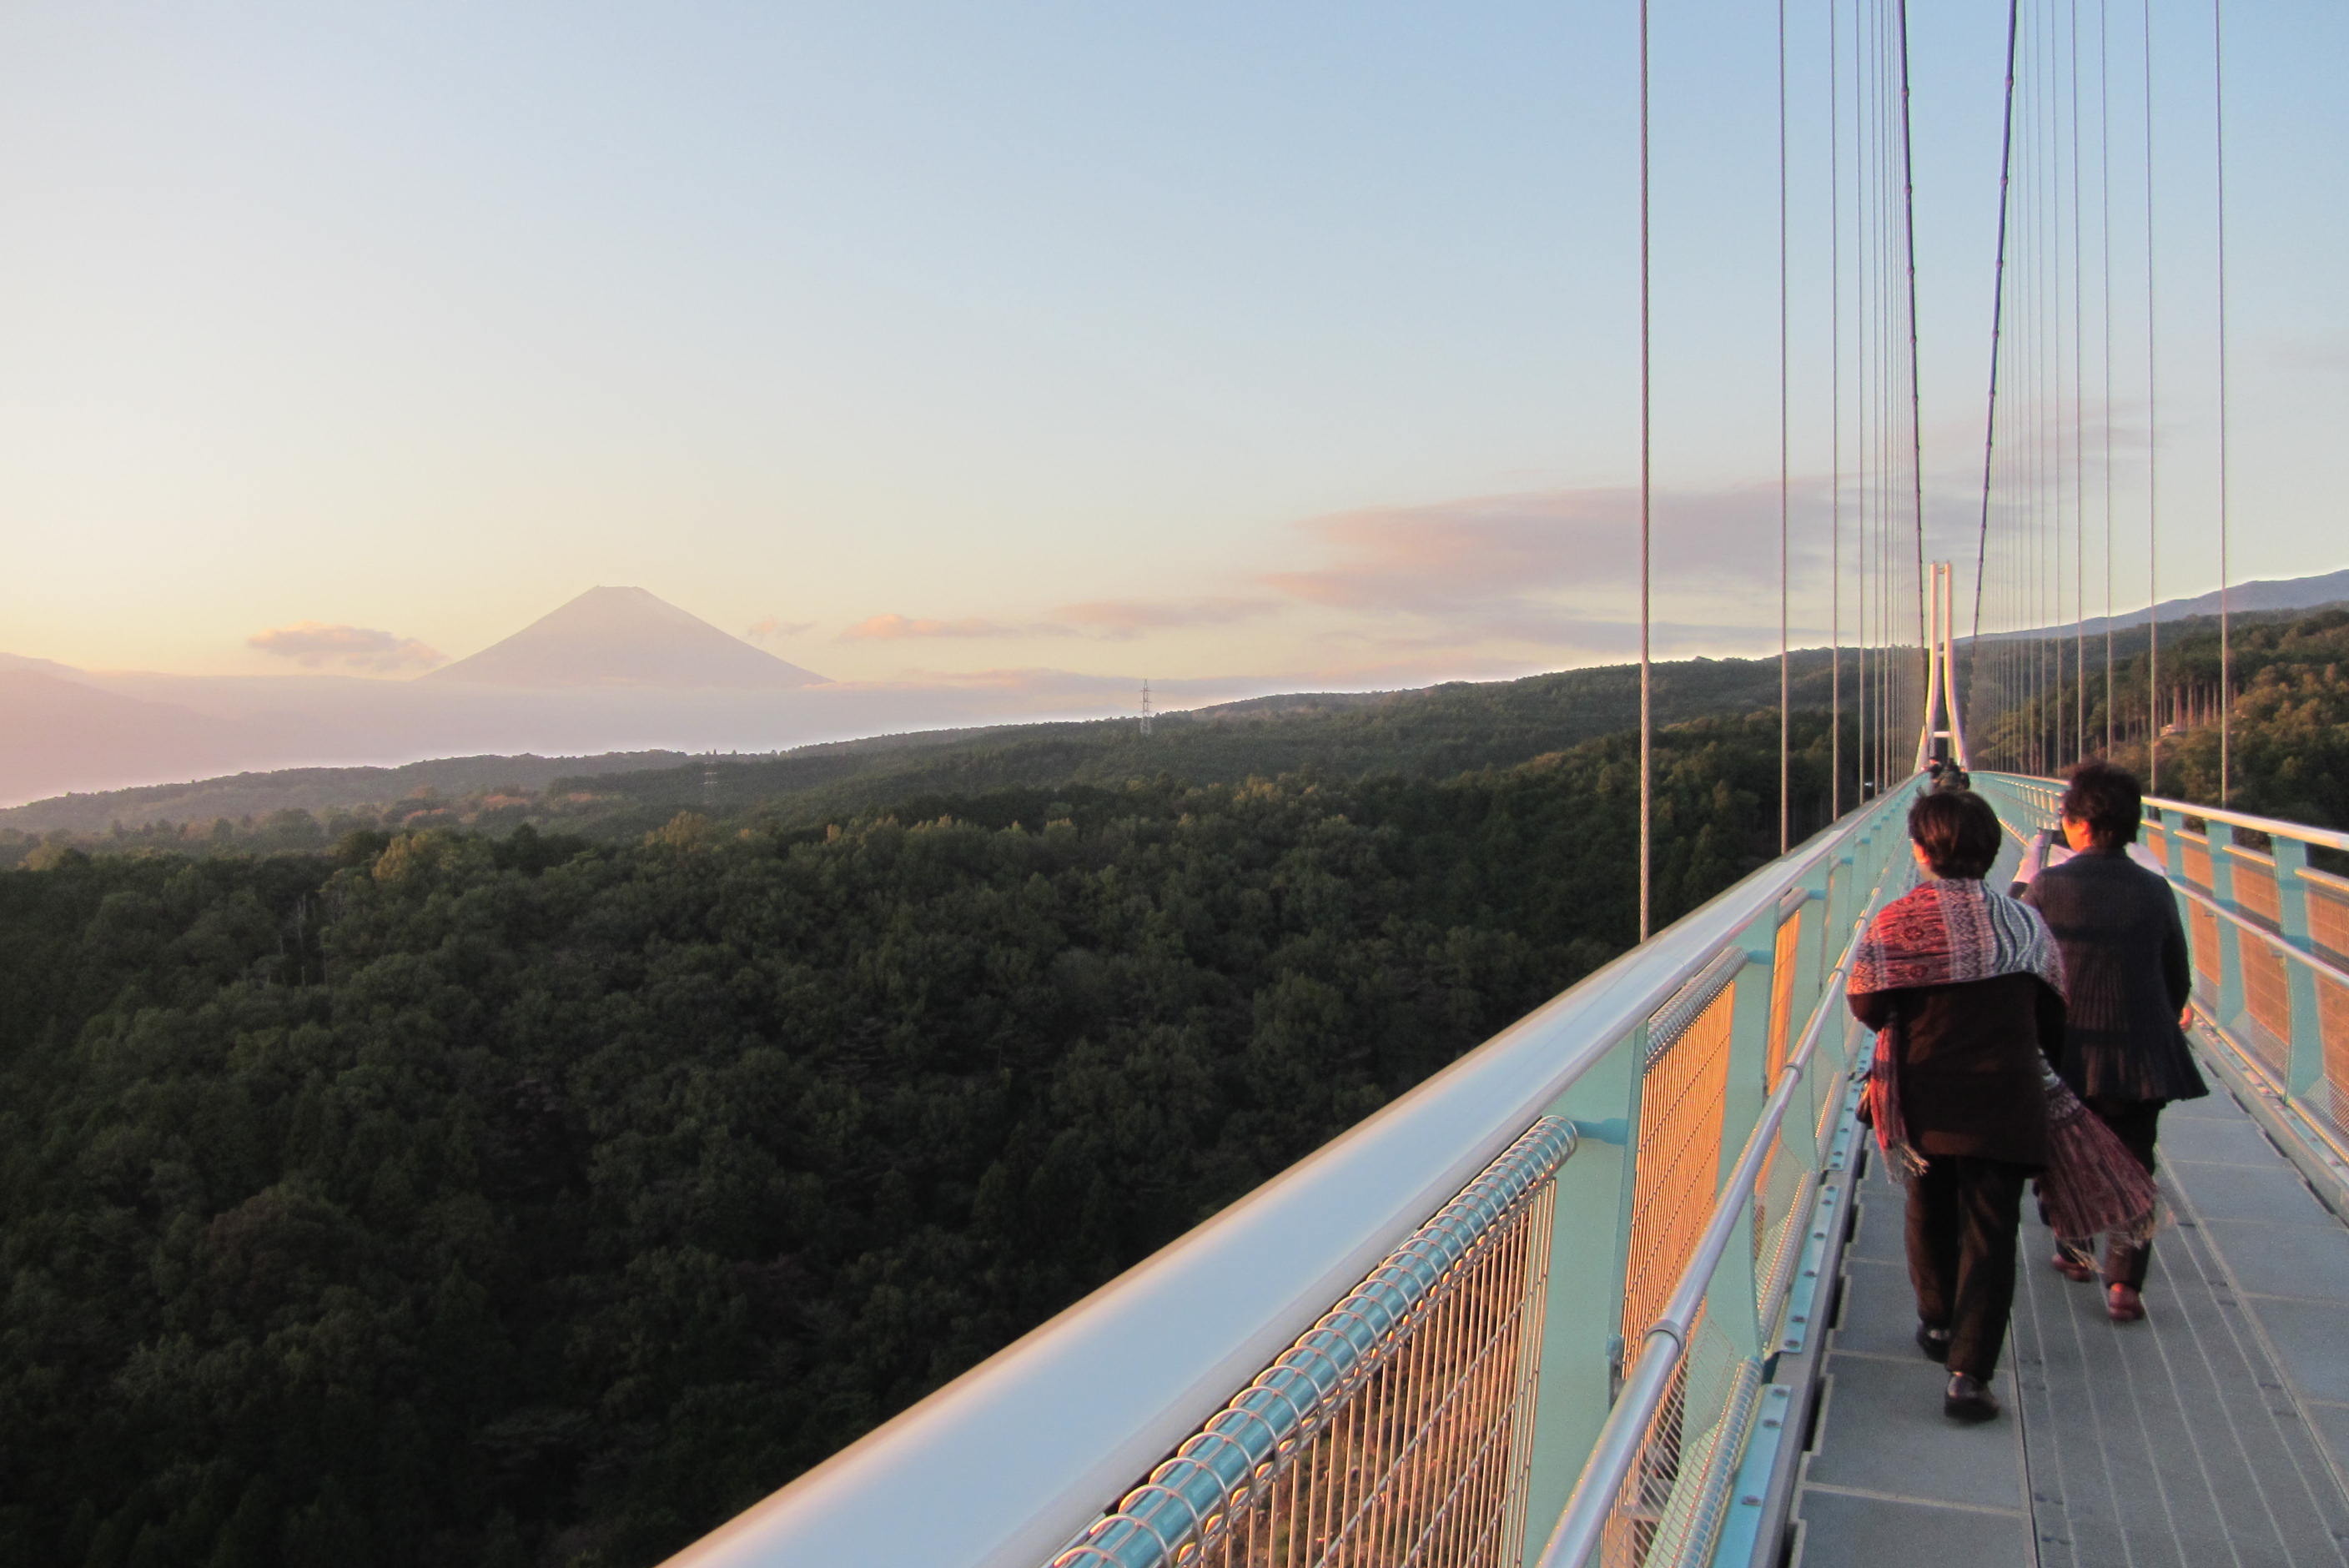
1847, 789, 2067, 1423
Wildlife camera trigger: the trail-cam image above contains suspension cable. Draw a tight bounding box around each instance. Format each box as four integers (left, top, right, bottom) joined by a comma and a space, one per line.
2141, 0, 2159, 791
1779, 0, 1792, 851
1972, 0, 2023, 704
1830, 0, 1843, 817
2100, 0, 2115, 753
1899, 0, 1926, 767
1637, 0, 1652, 939
2212, 0, 2231, 802
2070, 0, 2087, 767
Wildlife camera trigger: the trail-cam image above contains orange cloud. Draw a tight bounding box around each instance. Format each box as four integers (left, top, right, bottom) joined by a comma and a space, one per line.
248, 621, 445, 672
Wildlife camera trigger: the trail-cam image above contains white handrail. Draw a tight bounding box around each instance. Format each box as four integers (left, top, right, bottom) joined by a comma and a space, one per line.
662, 791, 1918, 1568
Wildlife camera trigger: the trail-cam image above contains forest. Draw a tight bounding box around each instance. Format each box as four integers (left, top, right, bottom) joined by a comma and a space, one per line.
0, 712, 1824, 1567
1971, 606, 2349, 830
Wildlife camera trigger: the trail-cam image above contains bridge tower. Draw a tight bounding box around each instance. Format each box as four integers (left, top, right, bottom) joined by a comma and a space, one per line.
1913, 560, 1969, 773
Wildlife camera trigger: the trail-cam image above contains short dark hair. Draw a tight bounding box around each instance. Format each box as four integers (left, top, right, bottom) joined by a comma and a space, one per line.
1908, 788, 2001, 880
2060, 760, 2142, 848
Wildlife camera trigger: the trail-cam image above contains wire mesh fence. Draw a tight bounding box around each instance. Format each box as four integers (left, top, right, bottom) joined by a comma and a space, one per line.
1048, 1120, 1569, 1568
1601, 1325, 1763, 1568
1591, 962, 1744, 1568
1621, 968, 1736, 1352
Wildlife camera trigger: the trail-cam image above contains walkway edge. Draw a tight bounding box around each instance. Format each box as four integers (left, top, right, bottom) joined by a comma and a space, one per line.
1713, 1068, 1869, 1568
2189, 1020, 2349, 1224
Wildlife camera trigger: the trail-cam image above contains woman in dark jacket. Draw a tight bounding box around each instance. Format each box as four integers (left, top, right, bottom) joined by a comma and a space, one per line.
2020, 760, 2205, 1321
1849, 789, 2067, 1422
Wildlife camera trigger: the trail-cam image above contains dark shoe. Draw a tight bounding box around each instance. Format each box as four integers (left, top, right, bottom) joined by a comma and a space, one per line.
2107, 1284, 2145, 1322
1915, 1323, 1952, 1363
1944, 1373, 2001, 1423
2050, 1250, 2094, 1283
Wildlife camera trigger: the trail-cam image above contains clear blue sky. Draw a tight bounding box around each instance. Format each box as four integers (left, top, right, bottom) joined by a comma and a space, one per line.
2, 1, 2339, 688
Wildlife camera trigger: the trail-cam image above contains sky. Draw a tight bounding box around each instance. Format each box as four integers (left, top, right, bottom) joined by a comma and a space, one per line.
2, 0, 2341, 698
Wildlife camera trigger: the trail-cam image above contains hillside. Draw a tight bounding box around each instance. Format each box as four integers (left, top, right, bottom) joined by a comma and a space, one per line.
1, 647, 1851, 849
0, 671, 282, 803
0, 752, 700, 838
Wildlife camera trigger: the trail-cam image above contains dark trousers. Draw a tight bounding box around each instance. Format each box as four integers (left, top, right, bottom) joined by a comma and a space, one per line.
2084, 1097, 2164, 1289
1906, 1155, 2030, 1380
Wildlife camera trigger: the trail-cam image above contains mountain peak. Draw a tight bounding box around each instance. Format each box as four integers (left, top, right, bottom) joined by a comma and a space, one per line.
424, 588, 825, 690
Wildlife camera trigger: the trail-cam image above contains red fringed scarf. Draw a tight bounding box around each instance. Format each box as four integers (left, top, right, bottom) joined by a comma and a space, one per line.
2037, 1065, 2164, 1252
1849, 878, 2065, 1177
1848, 877, 2160, 1249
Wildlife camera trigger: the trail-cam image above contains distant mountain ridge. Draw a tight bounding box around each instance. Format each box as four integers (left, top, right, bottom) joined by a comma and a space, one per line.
7, 568, 2343, 813
2, 650, 1829, 836
1976, 566, 2349, 641
425, 586, 825, 688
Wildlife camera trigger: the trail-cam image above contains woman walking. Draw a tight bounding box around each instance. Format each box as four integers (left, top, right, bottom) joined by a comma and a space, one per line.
2020, 761, 2205, 1322
1849, 790, 2067, 1422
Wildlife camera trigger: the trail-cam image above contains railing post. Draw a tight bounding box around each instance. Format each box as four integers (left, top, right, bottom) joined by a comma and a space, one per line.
2160, 811, 2189, 882
1791, 867, 1831, 1079
2271, 837, 2327, 1098
2210, 824, 2248, 1034
1518, 1032, 1642, 1567
1709, 912, 1785, 1362
2160, 815, 2198, 1007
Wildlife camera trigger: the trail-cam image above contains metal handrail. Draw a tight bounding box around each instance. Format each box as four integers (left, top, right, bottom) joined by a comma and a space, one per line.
2146, 794, 2349, 854
2170, 876, 2349, 993
1993, 773, 2349, 854
663, 788, 1919, 1568
1531, 858, 1897, 1568
1050, 1116, 1576, 1567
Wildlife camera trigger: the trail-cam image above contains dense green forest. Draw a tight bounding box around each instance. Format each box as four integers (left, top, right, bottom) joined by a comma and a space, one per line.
1971, 607, 2349, 827
0, 713, 1828, 1567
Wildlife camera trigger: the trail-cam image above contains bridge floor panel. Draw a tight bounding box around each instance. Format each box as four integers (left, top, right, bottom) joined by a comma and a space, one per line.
1788, 1151, 2033, 1567
1793, 1078, 2349, 1567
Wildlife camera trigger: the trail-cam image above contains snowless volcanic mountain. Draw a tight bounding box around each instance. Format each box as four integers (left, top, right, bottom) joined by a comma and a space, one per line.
425, 586, 826, 689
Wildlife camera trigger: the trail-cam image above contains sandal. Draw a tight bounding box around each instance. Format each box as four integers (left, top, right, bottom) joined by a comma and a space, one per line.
2050, 1251, 2094, 1283
2107, 1284, 2145, 1322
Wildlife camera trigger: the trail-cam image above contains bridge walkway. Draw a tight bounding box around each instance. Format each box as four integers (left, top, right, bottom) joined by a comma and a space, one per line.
1789, 1069, 2349, 1568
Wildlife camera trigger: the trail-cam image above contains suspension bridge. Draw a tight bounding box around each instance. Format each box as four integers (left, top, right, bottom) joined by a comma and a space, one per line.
656, 1, 2349, 1563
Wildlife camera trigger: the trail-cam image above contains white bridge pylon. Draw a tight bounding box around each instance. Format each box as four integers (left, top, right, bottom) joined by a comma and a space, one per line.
1914, 560, 1970, 773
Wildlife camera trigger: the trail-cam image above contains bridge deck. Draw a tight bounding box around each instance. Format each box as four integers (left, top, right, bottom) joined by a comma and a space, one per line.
1788, 1080, 2349, 1568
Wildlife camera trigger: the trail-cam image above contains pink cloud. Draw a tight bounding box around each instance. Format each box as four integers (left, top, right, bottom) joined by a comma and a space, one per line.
745, 616, 815, 642
1259, 482, 1818, 616
840, 613, 1059, 641
247, 621, 445, 672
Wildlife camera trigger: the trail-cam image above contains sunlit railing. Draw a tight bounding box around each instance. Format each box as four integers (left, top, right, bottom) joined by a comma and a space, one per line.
1979, 773, 2349, 1166
662, 782, 1923, 1568
1533, 829, 1902, 1568
1050, 1118, 1572, 1568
